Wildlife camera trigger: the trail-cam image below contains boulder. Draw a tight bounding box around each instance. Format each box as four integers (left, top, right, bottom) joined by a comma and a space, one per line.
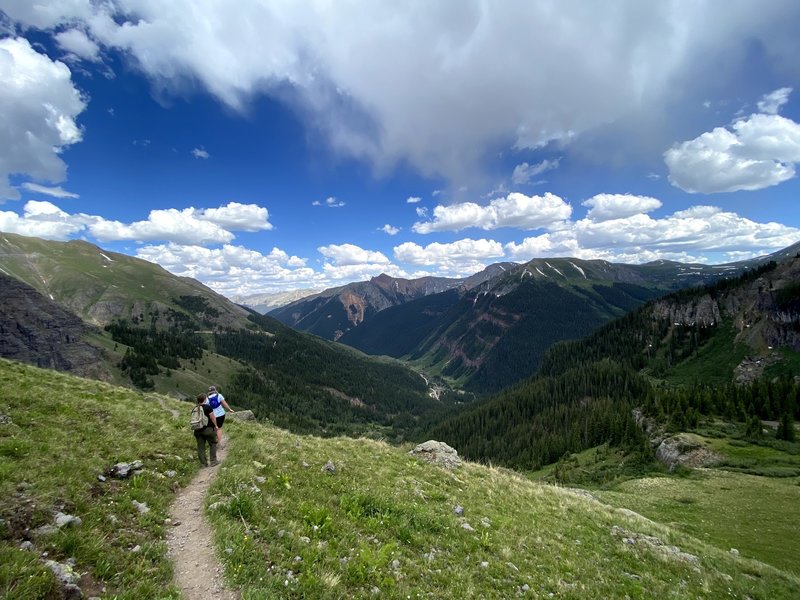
230, 410, 256, 421
656, 434, 720, 471
408, 440, 462, 470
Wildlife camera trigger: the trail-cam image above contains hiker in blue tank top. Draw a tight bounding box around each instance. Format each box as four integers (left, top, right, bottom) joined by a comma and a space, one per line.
206, 385, 234, 443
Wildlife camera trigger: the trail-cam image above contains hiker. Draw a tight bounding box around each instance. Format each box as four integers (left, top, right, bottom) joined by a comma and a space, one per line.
192, 393, 220, 467
206, 385, 234, 443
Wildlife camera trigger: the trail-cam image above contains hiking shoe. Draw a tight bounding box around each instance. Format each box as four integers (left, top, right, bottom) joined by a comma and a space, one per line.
210, 460, 219, 466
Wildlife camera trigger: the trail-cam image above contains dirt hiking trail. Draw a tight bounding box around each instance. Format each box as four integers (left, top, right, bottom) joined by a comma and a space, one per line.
166, 437, 239, 600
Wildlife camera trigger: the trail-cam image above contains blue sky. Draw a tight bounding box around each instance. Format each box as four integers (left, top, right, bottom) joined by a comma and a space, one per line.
1, 2, 800, 299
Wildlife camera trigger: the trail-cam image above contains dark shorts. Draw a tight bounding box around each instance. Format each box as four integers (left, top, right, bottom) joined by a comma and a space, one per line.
216, 414, 226, 429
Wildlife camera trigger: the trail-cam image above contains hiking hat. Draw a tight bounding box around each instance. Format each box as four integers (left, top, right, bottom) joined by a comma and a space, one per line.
208, 385, 216, 393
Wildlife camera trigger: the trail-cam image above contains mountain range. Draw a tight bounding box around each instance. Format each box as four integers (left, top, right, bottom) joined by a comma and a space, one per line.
0, 232, 441, 438
273, 248, 796, 393
2, 230, 798, 442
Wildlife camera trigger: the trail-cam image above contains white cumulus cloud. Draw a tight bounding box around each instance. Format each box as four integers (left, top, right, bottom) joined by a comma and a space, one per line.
394, 238, 505, 276
665, 111, 800, 193
317, 243, 390, 266
0, 37, 86, 201
88, 208, 235, 244
191, 147, 210, 159
406, 196, 421, 204
0, 200, 273, 245
197, 202, 272, 232
505, 201, 799, 264
135, 242, 314, 297
582, 194, 662, 222
413, 192, 571, 233
0, 200, 86, 239
380, 224, 399, 235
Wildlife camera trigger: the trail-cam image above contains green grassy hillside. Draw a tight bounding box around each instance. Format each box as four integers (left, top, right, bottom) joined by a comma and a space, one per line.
0, 358, 201, 599
0, 232, 250, 328
210, 417, 800, 598
2, 358, 799, 598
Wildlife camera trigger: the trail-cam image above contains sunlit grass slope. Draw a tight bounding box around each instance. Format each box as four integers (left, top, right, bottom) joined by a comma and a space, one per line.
596, 458, 800, 576
0, 358, 200, 599
3, 357, 800, 599
209, 420, 800, 599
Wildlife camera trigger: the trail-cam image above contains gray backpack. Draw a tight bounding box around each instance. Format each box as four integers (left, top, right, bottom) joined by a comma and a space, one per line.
189, 404, 208, 430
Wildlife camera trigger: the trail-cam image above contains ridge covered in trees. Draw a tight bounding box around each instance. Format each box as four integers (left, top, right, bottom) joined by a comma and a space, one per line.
427, 259, 800, 470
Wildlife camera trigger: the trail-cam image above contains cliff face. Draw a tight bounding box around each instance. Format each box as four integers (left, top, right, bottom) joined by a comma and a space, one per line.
0, 274, 110, 380
651, 294, 721, 326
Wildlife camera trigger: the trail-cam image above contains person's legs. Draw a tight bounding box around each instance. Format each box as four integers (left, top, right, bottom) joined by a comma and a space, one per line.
215, 414, 226, 443
209, 439, 218, 465
195, 433, 208, 466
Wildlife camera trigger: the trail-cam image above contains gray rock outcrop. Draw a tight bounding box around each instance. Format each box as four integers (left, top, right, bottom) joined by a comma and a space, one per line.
651, 294, 720, 327
408, 440, 462, 470
655, 434, 720, 471
230, 410, 256, 421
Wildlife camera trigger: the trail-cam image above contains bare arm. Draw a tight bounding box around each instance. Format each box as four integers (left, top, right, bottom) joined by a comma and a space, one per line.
209, 411, 219, 428
221, 398, 234, 412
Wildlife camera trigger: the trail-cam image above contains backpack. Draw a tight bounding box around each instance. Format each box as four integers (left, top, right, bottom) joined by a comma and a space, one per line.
207, 393, 221, 410
189, 404, 209, 430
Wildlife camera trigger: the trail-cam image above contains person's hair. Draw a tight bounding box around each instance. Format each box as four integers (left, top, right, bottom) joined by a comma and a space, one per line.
196, 393, 207, 404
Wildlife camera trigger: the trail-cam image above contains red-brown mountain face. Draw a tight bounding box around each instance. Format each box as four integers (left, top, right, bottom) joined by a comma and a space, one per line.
270, 273, 463, 340
269, 265, 514, 340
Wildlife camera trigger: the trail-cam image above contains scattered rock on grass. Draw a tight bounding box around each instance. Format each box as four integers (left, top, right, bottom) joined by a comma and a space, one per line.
107, 461, 144, 479
55, 512, 82, 528
132, 500, 149, 514
43, 559, 82, 599
31, 525, 59, 539
611, 525, 699, 564
322, 460, 336, 474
